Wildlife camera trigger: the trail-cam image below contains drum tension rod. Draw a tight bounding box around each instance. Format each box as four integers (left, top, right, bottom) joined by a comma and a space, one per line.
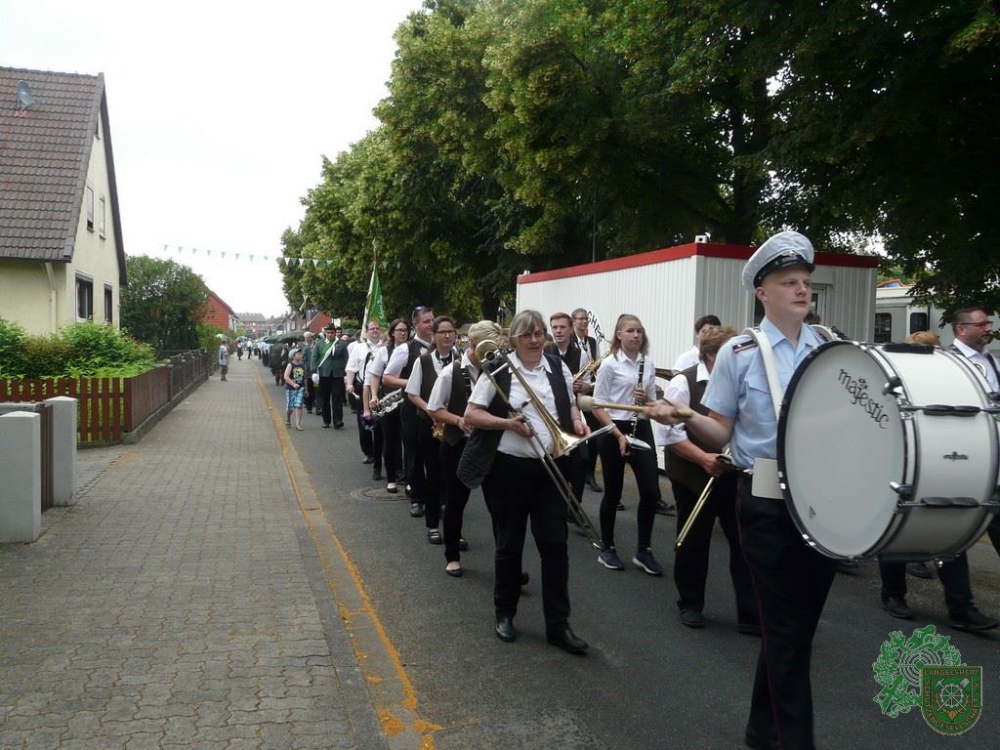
889, 482, 913, 499
882, 377, 903, 396
898, 404, 983, 417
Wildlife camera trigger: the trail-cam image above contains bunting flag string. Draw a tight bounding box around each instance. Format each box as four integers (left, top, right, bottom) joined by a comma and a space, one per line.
157, 243, 336, 268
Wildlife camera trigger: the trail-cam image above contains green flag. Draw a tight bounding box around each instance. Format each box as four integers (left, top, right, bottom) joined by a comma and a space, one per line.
363, 264, 388, 330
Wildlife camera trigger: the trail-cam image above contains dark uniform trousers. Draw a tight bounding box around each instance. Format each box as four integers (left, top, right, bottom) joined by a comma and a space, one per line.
737, 477, 837, 750
879, 553, 974, 617
672, 472, 756, 623
486, 453, 571, 626
401, 402, 425, 499
415, 417, 442, 528
598, 418, 659, 550
319, 375, 345, 426
380, 409, 403, 483
440, 437, 471, 562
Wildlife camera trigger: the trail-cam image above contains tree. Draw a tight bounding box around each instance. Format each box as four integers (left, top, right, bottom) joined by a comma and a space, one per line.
121, 257, 209, 351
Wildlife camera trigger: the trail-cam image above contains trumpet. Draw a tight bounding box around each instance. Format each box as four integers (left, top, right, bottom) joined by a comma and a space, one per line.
371, 389, 404, 419
572, 349, 612, 382
475, 340, 611, 548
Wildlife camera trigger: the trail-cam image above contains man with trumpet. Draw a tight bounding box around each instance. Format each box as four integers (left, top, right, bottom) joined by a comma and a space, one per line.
464, 310, 592, 655
662, 325, 757, 633
572, 308, 604, 492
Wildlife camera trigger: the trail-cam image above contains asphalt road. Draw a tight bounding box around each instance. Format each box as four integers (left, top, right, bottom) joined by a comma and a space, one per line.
267, 378, 1000, 750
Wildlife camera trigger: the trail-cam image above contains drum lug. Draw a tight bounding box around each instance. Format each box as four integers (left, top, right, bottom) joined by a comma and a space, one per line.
889, 482, 913, 500
882, 377, 903, 396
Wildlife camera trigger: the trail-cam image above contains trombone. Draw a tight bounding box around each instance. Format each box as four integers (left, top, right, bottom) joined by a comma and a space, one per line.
572, 349, 612, 382
475, 340, 612, 548
674, 448, 733, 550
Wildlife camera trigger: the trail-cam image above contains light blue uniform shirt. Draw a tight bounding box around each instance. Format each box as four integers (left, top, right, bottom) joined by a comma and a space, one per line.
702, 317, 824, 470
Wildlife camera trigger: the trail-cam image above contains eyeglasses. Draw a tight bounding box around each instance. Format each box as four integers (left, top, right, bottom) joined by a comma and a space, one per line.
516, 330, 547, 341
960, 320, 993, 328
436, 329, 456, 336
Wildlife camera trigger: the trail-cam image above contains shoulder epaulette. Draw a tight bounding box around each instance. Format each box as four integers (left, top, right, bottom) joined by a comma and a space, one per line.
732, 338, 758, 353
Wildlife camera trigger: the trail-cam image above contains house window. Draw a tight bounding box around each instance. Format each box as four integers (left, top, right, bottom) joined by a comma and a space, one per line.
874, 313, 892, 344
909, 312, 929, 335
86, 184, 95, 232
104, 285, 113, 323
99, 196, 106, 239
76, 275, 94, 320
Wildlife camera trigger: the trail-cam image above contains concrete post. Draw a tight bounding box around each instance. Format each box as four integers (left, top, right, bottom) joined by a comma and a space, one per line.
45, 396, 78, 506
0, 411, 41, 543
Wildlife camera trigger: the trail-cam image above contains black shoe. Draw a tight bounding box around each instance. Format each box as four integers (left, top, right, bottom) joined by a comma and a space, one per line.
585, 474, 603, 493
334, 422, 344, 429
680, 609, 706, 629
362, 455, 374, 465
654, 500, 676, 516
736, 622, 762, 637
445, 564, 463, 578
949, 608, 999, 632
409, 502, 424, 518
616, 502, 625, 512
495, 616, 516, 642
745, 727, 778, 750
882, 596, 914, 620
427, 528, 442, 545
519, 572, 530, 586
322, 423, 331, 429
458, 537, 469, 551
372, 469, 383, 481
546, 625, 588, 655
907, 561, 934, 580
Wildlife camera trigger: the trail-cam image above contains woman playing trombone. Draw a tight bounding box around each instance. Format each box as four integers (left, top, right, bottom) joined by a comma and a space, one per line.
591, 314, 665, 576
464, 310, 590, 655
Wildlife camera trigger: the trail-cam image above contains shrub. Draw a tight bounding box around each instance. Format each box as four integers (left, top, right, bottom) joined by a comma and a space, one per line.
0, 318, 27, 377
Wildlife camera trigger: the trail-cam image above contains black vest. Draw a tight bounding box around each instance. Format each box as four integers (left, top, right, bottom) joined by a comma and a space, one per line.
546, 342, 582, 376
442, 361, 472, 447
665, 366, 715, 495
457, 353, 573, 488
400, 339, 428, 421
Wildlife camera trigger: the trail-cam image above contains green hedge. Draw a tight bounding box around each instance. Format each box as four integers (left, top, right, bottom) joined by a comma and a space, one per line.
0, 319, 156, 378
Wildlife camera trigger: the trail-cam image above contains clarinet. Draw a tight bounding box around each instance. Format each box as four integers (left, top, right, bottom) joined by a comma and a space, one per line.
628, 355, 645, 438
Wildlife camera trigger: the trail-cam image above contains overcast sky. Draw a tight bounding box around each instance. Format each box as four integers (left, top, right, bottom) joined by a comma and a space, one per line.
1, 0, 426, 318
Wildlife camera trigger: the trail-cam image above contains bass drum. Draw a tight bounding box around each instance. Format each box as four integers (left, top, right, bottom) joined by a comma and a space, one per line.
778, 341, 998, 560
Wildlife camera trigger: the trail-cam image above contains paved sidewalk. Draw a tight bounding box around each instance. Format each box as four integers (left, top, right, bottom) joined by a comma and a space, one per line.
0, 360, 385, 750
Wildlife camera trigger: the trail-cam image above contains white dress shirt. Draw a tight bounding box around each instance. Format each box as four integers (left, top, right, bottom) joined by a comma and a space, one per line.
592, 350, 657, 422
427, 352, 478, 413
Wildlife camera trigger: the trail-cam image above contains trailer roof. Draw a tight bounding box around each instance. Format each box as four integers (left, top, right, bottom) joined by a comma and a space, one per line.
517, 242, 879, 285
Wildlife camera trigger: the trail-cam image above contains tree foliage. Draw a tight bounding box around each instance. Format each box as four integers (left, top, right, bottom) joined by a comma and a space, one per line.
279, 0, 1000, 320
121, 257, 209, 352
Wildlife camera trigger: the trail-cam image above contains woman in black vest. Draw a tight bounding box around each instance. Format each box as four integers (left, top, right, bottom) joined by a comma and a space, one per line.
464, 310, 590, 655
428, 320, 503, 576
366, 319, 410, 493
406, 316, 459, 545
663, 325, 757, 632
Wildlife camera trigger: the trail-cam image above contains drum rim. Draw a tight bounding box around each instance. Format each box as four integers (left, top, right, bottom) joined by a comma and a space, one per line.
777, 339, 907, 559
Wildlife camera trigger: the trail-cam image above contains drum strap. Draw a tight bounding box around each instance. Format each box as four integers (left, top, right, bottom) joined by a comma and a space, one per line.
742, 328, 784, 420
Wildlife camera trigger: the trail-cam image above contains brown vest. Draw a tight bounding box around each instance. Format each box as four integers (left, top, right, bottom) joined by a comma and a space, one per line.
665, 366, 714, 495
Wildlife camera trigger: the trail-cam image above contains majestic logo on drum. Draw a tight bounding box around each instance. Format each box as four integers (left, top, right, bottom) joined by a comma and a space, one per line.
872, 625, 982, 735
921, 666, 983, 735
838, 369, 890, 428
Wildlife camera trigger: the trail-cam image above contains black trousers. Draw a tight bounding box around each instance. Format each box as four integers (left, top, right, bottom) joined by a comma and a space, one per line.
319, 375, 344, 426
486, 453, 571, 626
879, 553, 974, 617
673, 473, 756, 624
305, 376, 316, 412
598, 419, 659, 551
988, 514, 1000, 560
441, 438, 471, 562
738, 477, 838, 750
415, 419, 441, 528
400, 404, 424, 499
380, 409, 402, 483
582, 411, 602, 477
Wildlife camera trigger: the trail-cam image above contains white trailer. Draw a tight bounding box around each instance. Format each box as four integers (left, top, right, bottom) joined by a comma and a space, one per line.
516, 241, 880, 366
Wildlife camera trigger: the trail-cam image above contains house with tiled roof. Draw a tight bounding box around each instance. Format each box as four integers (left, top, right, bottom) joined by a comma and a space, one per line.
203, 288, 238, 332
0, 66, 126, 335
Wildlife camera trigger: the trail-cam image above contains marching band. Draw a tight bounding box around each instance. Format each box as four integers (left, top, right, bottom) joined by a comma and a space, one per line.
291, 230, 998, 750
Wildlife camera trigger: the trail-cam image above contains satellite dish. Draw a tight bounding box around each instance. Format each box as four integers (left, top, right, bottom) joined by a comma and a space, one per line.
16, 80, 34, 109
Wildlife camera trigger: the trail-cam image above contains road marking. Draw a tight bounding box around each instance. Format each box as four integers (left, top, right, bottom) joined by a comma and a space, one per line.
255, 368, 441, 749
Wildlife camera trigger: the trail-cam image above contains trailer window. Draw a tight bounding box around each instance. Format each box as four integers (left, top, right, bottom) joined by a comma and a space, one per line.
909, 312, 928, 335
874, 313, 892, 344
